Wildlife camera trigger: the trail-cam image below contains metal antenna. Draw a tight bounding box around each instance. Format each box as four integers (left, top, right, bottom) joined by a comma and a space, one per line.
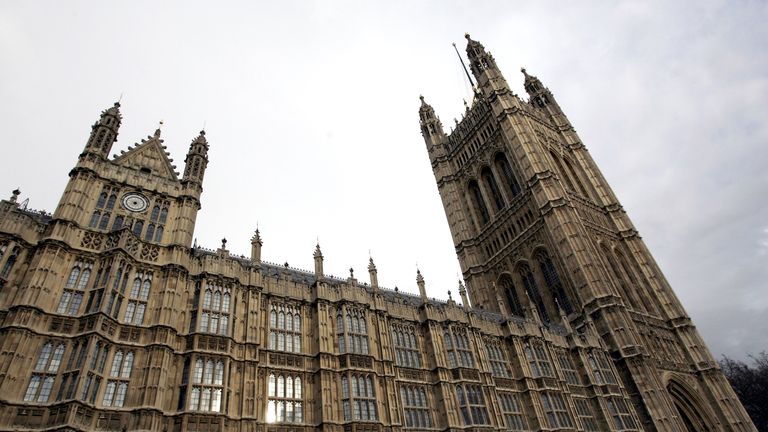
453, 42, 475, 88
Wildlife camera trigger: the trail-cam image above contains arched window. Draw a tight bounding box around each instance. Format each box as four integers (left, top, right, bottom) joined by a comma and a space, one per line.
154, 226, 164, 243
337, 308, 368, 355
550, 151, 576, 193
392, 326, 422, 368
112, 216, 123, 231
89, 211, 100, 228
499, 274, 524, 317
494, 153, 521, 198
341, 373, 377, 421
518, 263, 550, 322
144, 224, 155, 241
616, 250, 657, 314
132, 220, 143, 237
98, 213, 111, 230
189, 357, 226, 413
150, 206, 160, 222
481, 167, 505, 211
96, 193, 107, 209
563, 157, 590, 198
536, 251, 574, 314
468, 180, 490, 226
601, 244, 641, 311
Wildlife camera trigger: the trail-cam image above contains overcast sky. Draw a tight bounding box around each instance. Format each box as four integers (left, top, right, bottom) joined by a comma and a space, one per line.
1, 1, 766, 360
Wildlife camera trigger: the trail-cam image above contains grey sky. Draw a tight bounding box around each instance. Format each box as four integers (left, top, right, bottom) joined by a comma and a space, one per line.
1, 1, 766, 360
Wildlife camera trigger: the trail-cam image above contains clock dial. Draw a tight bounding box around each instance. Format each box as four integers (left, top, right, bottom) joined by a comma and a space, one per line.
121, 193, 149, 213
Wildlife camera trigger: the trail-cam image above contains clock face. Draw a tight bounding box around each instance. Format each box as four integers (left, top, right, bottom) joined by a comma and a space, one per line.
121, 193, 149, 213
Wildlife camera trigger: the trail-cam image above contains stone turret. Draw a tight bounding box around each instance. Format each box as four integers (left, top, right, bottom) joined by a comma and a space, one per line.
83, 102, 121, 159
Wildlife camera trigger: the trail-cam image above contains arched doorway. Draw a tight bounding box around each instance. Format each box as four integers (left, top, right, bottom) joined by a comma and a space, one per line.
667, 379, 715, 431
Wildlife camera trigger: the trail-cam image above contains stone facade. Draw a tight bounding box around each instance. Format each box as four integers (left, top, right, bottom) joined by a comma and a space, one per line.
0, 35, 756, 431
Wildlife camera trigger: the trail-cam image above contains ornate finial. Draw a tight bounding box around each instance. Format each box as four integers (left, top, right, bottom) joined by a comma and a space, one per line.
154, 120, 163, 138
199, 130, 206, 136
314, 242, 323, 258
349, 267, 354, 278
458, 279, 466, 292
368, 256, 376, 271
251, 228, 262, 244
463, 99, 469, 111
448, 290, 453, 300
419, 95, 424, 101
221, 238, 227, 249
10, 188, 20, 203
464, 33, 471, 40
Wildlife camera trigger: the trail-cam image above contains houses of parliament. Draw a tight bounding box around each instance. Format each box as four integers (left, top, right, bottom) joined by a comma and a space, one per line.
0, 35, 756, 432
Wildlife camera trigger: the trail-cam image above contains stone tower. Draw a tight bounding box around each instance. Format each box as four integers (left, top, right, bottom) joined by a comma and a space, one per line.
420, 34, 755, 431
0, 36, 756, 432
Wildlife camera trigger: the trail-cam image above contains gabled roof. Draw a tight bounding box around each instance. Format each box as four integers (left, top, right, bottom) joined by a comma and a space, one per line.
113, 132, 178, 181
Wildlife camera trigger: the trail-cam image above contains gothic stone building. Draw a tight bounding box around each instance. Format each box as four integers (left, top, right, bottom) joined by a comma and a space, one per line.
0, 35, 756, 432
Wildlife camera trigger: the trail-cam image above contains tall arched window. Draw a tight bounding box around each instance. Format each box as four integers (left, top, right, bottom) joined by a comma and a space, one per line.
494, 153, 521, 198
550, 151, 576, 193
499, 274, 524, 317
468, 180, 490, 226
601, 244, 641, 311
616, 250, 655, 314
481, 167, 505, 211
563, 157, 590, 199
518, 263, 550, 323
536, 251, 574, 314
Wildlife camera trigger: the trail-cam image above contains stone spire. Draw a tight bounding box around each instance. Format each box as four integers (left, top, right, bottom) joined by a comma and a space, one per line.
313, 242, 324, 280
183, 130, 209, 185
521, 67, 553, 108
416, 269, 427, 301
368, 257, 379, 291
418, 95, 447, 162
83, 101, 121, 159
464, 33, 509, 95
250, 229, 262, 262
458, 280, 470, 309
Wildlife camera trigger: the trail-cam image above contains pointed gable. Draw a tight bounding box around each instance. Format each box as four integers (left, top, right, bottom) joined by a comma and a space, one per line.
113, 133, 179, 180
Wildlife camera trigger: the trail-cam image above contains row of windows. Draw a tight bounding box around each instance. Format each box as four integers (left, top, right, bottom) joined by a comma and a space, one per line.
24, 342, 133, 407
392, 327, 422, 368
337, 309, 370, 355
89, 188, 168, 244
267, 373, 303, 423
498, 249, 576, 323
269, 305, 302, 353
22, 341, 636, 428
53, 267, 612, 385
444, 329, 474, 368
341, 374, 377, 421
401, 386, 431, 428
